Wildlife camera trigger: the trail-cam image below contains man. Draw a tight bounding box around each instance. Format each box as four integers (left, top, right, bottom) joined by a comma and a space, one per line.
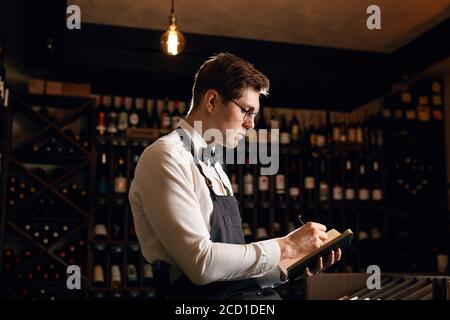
129, 53, 341, 299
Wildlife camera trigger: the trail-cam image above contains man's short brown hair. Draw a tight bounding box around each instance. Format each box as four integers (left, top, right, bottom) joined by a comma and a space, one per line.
189, 53, 270, 112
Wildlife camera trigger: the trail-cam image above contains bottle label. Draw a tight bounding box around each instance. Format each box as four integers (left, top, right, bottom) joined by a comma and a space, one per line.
96, 112, 106, 133
345, 188, 355, 200
401, 92, 412, 103
259, 176, 269, 191
256, 227, 268, 240
171, 116, 181, 129
162, 115, 171, 128
127, 265, 138, 282
118, 113, 128, 130
309, 134, 317, 146
129, 113, 139, 126
270, 120, 279, 129
382, 109, 392, 119
433, 109, 443, 120
316, 135, 326, 147
372, 189, 383, 201
359, 188, 369, 201
305, 177, 315, 190
244, 176, 254, 195
418, 96, 429, 105
243, 224, 253, 237
275, 175, 285, 191
280, 132, 290, 145
94, 224, 107, 237
111, 265, 121, 282
347, 129, 356, 142
291, 125, 299, 141
394, 109, 403, 119
432, 95, 442, 106
143, 264, 153, 279
406, 110, 416, 120
333, 186, 343, 200
356, 128, 363, 144
332, 127, 340, 142
417, 106, 430, 122
114, 177, 127, 193
94, 265, 105, 283
289, 187, 300, 197
232, 183, 239, 194
319, 183, 328, 201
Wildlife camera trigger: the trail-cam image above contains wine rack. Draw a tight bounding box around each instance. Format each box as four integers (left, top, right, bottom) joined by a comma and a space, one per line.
0, 93, 92, 300
0, 76, 447, 300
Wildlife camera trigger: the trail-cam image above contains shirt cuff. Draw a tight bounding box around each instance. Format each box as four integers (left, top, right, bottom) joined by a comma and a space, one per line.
256, 238, 281, 274
256, 265, 288, 288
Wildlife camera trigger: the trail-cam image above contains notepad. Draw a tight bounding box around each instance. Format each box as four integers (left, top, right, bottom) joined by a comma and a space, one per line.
279, 229, 353, 281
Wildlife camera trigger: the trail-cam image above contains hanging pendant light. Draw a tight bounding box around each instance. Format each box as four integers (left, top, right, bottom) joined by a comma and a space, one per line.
161, 0, 185, 56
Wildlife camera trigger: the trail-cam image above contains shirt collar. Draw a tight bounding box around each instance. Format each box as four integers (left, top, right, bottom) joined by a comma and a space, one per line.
178, 119, 216, 164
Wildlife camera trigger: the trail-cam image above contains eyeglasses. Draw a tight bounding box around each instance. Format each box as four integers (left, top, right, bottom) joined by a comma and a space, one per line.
218, 92, 259, 123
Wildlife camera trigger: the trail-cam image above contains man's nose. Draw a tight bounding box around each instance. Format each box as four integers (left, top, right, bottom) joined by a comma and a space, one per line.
243, 116, 255, 129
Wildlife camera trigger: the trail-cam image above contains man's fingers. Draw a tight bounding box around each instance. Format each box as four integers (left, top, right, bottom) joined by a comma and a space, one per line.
324, 250, 335, 268
304, 267, 314, 277
335, 249, 342, 262
308, 222, 327, 232
318, 231, 328, 242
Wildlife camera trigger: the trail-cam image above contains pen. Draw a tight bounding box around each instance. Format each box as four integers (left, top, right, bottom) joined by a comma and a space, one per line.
298, 214, 306, 226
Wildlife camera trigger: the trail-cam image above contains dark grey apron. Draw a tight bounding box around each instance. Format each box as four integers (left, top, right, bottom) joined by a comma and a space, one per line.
168, 128, 281, 300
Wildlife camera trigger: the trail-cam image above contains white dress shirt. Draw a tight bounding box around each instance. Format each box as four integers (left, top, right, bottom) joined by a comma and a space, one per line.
129, 119, 283, 286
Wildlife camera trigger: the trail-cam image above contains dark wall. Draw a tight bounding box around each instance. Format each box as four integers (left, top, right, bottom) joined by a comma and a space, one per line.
4, 0, 450, 111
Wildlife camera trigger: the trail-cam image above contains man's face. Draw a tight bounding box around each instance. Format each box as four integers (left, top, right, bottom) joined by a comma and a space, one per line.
210, 88, 259, 148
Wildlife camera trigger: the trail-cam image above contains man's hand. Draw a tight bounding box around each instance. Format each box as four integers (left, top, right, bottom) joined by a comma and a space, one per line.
277, 222, 328, 260
304, 249, 342, 276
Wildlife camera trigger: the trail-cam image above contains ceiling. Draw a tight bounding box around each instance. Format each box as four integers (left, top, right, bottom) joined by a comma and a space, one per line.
70, 0, 450, 53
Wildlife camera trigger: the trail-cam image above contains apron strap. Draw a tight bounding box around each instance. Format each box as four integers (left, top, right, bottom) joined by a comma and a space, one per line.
176, 127, 229, 200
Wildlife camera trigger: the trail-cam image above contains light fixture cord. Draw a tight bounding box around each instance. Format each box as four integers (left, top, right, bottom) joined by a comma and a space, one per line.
171, 0, 175, 15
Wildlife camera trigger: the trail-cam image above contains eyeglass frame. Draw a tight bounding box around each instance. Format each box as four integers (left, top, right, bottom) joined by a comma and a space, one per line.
217, 91, 259, 123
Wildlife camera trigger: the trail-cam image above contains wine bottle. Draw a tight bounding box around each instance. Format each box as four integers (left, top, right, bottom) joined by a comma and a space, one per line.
332, 157, 344, 204
114, 154, 127, 194
358, 162, 370, 202
110, 246, 123, 289
143, 263, 154, 287
344, 159, 355, 203
127, 244, 140, 286
129, 97, 140, 128
371, 160, 383, 202
316, 113, 327, 149
304, 157, 315, 206
243, 163, 254, 200
160, 98, 171, 136
118, 97, 130, 136
288, 160, 301, 203
256, 207, 269, 241
107, 96, 120, 136
171, 100, 182, 129
257, 110, 268, 144
331, 113, 341, 145
275, 162, 286, 200
231, 171, 239, 197
290, 115, 300, 147
242, 222, 254, 243
279, 114, 290, 147
96, 151, 109, 194
318, 158, 328, 203
95, 95, 107, 136
148, 99, 160, 130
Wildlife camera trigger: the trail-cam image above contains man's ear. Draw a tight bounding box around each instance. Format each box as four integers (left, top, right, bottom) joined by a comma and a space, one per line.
205, 90, 219, 114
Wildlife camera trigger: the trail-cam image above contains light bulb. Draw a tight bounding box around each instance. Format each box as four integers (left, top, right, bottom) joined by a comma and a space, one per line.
161, 24, 185, 56
161, 4, 185, 56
